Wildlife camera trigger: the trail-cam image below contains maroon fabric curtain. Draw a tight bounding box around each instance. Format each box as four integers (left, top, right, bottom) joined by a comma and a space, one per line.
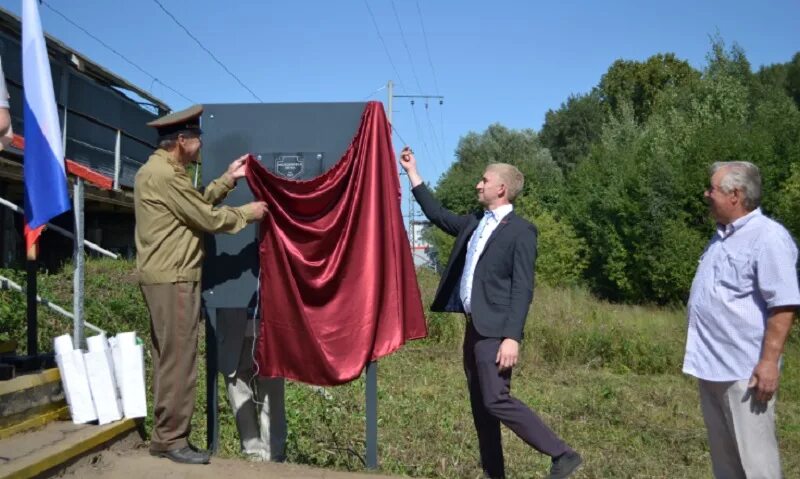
244, 101, 427, 386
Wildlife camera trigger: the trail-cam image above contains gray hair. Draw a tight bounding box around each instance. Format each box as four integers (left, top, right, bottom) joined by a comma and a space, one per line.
486, 163, 525, 203
158, 138, 178, 151
710, 161, 762, 211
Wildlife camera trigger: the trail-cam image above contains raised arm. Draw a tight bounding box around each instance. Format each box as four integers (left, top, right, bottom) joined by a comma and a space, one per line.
399, 146, 470, 236
161, 172, 266, 235
204, 154, 249, 205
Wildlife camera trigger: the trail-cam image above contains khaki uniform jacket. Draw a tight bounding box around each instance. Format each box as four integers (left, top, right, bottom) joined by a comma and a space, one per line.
134, 149, 256, 284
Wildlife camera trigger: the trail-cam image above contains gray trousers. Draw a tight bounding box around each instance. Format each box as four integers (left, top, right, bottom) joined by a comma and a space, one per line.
699, 379, 781, 479
224, 336, 287, 461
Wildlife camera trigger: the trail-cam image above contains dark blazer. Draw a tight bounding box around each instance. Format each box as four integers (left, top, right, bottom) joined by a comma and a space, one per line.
413, 184, 537, 341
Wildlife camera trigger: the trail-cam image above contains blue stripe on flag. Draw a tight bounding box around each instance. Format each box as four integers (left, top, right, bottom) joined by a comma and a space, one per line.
23, 98, 71, 229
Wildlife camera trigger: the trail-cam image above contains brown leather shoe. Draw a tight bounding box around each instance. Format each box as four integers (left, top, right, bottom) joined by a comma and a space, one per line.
150, 446, 210, 464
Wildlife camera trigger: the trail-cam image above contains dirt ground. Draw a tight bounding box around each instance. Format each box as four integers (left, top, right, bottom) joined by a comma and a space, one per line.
53, 433, 397, 479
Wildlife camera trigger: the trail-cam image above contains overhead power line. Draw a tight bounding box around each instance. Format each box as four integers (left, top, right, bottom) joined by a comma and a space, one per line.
439, 100, 447, 162
402, 1, 447, 163
424, 101, 445, 161
151, 0, 263, 102
389, 0, 423, 94
41, 0, 195, 105
391, 123, 409, 147
413, 1, 448, 163
409, 100, 432, 164
415, 1, 449, 165
395, 94, 446, 169
364, 0, 405, 91
415, 1, 440, 96
363, 83, 387, 100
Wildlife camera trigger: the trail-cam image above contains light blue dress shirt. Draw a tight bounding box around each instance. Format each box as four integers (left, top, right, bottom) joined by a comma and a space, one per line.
460, 204, 514, 314
683, 208, 800, 381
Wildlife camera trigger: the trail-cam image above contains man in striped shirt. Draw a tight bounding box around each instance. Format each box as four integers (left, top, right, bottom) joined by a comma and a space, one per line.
683, 161, 800, 479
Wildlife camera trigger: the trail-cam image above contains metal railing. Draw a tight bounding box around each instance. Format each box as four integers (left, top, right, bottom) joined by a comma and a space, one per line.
0, 191, 116, 345
0, 274, 105, 334
0, 196, 118, 259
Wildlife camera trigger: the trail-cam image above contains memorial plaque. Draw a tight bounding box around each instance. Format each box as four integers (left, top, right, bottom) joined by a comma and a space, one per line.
201, 102, 367, 308
274, 154, 304, 179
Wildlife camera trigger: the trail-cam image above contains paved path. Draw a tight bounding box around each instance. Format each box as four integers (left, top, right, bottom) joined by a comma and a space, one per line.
57, 434, 401, 479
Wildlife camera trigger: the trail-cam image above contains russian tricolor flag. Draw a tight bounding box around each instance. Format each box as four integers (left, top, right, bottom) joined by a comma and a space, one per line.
22, 0, 71, 257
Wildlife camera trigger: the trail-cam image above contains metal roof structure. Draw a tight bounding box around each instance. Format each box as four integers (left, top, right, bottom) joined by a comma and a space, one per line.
0, 6, 178, 266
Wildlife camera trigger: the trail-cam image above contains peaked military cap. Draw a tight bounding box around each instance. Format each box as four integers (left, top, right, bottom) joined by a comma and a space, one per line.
147, 104, 203, 141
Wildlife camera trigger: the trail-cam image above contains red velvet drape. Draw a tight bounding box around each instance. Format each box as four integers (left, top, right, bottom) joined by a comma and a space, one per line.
245, 101, 427, 386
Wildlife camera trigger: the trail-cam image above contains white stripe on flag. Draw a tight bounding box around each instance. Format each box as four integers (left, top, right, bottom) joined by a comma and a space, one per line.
22, 0, 70, 230
22, 0, 63, 165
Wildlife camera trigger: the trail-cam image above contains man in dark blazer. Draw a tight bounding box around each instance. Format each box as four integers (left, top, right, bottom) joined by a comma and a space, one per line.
399, 147, 581, 479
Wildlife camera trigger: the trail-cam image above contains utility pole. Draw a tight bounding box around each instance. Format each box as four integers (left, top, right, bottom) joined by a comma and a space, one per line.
365, 81, 443, 467
387, 80, 393, 125
386, 80, 413, 250
364, 83, 397, 471
388, 85, 445, 263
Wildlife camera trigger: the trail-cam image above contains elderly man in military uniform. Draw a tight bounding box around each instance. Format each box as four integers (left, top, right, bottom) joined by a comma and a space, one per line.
135, 104, 268, 465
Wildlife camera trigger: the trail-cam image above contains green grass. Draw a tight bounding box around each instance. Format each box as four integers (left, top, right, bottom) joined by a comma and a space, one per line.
1, 258, 798, 478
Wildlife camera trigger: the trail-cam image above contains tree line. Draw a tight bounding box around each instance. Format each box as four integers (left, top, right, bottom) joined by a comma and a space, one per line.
424, 39, 800, 304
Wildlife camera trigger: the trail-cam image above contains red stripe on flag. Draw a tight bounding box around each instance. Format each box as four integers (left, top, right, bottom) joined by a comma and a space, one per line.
24, 223, 44, 259
12, 133, 25, 150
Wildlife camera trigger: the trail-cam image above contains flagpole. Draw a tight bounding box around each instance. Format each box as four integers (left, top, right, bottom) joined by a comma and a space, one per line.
21, 0, 72, 369
72, 178, 85, 349
26, 245, 38, 356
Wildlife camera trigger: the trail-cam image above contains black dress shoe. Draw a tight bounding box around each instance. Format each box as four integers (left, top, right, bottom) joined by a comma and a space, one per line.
548, 451, 582, 479
150, 446, 210, 465
187, 443, 207, 453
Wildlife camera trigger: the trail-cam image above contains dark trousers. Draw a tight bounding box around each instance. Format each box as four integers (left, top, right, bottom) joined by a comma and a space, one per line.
463, 320, 570, 479
141, 281, 201, 452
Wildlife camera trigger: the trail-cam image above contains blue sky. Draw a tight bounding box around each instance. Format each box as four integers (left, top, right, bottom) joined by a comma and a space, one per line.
3, 0, 799, 188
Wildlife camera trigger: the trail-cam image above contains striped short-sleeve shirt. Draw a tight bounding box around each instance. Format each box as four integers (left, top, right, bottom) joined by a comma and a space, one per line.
0, 58, 9, 109
683, 208, 800, 381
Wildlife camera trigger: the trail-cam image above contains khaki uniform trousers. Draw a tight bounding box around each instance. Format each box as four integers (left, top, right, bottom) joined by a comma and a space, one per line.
140, 281, 201, 452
